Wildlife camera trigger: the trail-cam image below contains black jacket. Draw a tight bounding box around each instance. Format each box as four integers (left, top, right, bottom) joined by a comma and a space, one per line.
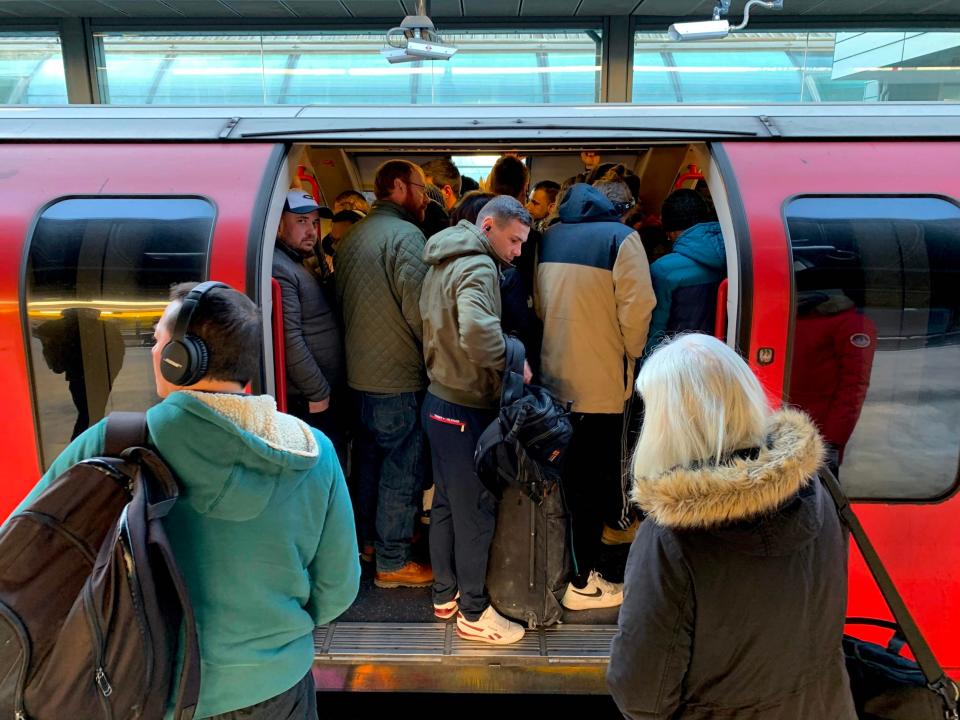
608, 409, 855, 720
272, 241, 344, 402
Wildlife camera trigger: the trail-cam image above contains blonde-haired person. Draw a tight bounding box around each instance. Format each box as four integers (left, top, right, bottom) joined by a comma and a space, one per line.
607, 333, 855, 720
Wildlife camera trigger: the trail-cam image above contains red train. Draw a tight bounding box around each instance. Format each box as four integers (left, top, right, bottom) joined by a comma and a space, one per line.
1, 103, 957, 691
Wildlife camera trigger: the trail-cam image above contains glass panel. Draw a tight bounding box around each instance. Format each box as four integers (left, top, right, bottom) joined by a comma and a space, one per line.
25, 198, 214, 468
632, 31, 960, 104
0, 33, 67, 104
97, 31, 600, 105
785, 196, 960, 501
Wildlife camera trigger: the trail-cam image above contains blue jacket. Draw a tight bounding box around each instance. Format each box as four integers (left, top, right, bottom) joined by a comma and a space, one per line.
536, 184, 656, 413
11, 391, 360, 718
645, 221, 726, 354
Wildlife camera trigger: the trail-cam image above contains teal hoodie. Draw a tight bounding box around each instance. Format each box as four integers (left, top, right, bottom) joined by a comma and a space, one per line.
12, 391, 360, 718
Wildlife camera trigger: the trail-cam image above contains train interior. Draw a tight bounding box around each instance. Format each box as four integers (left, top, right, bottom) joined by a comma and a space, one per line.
260, 142, 734, 625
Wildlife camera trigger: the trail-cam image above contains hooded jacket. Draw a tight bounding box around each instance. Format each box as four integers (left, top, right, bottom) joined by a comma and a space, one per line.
335, 200, 429, 393
420, 220, 505, 409
272, 241, 344, 402
536, 184, 656, 414
608, 409, 855, 720
646, 221, 726, 354
14, 392, 360, 719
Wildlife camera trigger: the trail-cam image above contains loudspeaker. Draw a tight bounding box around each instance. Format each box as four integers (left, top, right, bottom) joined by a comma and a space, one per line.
160, 281, 228, 386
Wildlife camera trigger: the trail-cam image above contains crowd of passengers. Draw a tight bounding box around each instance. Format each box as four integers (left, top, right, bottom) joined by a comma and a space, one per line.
11, 153, 856, 719
272, 153, 730, 634
270, 154, 854, 719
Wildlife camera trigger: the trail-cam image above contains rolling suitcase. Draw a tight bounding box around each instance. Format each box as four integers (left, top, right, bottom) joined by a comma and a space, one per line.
486, 479, 572, 629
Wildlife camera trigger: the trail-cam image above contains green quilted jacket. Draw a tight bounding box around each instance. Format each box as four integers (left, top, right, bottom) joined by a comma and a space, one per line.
335, 200, 429, 393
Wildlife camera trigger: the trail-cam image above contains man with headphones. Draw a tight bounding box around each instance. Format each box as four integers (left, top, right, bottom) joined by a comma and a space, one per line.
13, 281, 360, 720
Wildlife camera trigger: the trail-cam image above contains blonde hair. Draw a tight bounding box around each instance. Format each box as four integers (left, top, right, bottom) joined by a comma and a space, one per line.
632, 334, 770, 480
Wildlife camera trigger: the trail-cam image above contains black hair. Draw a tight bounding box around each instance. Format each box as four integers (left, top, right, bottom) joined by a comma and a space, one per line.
489, 156, 529, 200
167, 282, 261, 385
532, 180, 561, 204
450, 191, 496, 226
661, 189, 710, 233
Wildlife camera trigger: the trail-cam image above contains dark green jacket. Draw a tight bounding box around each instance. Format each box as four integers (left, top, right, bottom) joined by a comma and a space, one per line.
421, 221, 505, 409
335, 201, 429, 393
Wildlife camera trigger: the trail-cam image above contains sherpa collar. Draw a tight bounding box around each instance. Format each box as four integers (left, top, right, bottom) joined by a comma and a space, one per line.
630, 409, 824, 529
182, 391, 318, 458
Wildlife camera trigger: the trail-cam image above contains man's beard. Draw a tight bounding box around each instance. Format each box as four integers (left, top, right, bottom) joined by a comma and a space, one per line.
403, 197, 425, 222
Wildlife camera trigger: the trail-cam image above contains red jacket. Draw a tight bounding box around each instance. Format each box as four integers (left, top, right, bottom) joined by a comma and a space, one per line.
789, 297, 877, 458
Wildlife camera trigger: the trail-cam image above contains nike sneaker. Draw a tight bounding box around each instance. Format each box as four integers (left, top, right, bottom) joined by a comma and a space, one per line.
561, 570, 624, 610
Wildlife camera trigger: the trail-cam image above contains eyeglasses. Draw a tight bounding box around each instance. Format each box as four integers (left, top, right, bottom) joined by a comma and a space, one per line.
407, 180, 427, 192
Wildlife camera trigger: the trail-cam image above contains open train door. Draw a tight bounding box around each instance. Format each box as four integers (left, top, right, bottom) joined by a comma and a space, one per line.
0, 142, 284, 516
715, 141, 960, 677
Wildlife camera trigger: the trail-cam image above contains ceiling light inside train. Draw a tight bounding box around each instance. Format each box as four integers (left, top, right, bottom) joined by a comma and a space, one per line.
667, 0, 784, 41
381, 4, 458, 64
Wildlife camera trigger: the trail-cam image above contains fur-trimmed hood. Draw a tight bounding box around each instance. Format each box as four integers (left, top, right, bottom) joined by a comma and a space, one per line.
631, 409, 825, 536
146, 391, 323, 522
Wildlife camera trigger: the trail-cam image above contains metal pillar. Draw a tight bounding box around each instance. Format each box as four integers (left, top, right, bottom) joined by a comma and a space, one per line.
601, 16, 633, 103
59, 17, 101, 104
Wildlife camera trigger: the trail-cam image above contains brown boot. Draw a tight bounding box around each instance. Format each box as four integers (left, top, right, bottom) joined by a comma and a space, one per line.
374, 560, 433, 588
601, 517, 640, 545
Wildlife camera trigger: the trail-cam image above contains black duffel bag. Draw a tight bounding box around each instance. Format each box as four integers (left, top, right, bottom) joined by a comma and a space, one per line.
822, 467, 959, 720
843, 619, 955, 720
475, 336, 573, 503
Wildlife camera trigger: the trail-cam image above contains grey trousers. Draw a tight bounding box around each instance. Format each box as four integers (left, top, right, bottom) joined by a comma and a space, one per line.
206, 672, 317, 720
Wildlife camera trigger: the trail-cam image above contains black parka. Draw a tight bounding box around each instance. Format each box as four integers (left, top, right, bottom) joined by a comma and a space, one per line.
608, 409, 856, 720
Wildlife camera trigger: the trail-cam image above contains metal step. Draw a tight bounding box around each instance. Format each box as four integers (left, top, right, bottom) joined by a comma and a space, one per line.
313, 622, 616, 694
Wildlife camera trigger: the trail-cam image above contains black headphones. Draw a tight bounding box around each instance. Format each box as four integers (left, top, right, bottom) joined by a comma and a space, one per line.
160, 281, 228, 387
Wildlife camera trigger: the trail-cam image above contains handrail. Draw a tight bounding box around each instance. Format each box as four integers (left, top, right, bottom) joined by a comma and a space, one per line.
271, 278, 287, 412
714, 277, 729, 340
674, 163, 705, 190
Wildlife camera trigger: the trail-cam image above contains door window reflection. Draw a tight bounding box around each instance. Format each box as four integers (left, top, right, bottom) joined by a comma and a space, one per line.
25, 197, 214, 468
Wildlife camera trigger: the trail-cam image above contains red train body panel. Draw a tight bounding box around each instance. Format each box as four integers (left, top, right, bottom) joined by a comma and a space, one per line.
723, 141, 960, 672
0, 128, 956, 679
0, 143, 276, 518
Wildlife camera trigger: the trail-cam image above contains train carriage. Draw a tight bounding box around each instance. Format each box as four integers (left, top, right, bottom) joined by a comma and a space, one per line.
0, 102, 957, 693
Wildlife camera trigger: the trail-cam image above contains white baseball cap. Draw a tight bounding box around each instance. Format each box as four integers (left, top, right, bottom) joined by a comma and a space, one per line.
284, 190, 333, 218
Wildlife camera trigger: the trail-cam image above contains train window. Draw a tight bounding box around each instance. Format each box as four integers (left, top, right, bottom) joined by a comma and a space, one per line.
95, 31, 601, 105
0, 33, 68, 104
784, 196, 960, 501
24, 197, 214, 469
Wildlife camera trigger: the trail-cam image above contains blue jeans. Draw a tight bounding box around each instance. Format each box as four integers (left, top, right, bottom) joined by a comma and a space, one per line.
352, 391, 426, 572
422, 392, 497, 620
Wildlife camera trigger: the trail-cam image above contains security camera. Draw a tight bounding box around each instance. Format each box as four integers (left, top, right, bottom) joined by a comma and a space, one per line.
667, 0, 784, 41
382, 11, 458, 64
667, 18, 731, 41
380, 40, 458, 64
405, 39, 457, 60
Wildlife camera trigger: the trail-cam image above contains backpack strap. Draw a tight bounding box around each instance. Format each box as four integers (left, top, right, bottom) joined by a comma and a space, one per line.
501, 336, 527, 408
103, 412, 148, 457
821, 467, 959, 717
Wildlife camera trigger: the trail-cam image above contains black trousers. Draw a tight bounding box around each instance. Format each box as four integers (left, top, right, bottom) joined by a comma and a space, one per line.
422, 392, 498, 620
562, 412, 628, 585
206, 671, 316, 720
287, 388, 348, 470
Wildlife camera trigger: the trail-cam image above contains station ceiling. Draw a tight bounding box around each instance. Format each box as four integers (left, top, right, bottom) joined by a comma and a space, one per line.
0, 0, 954, 19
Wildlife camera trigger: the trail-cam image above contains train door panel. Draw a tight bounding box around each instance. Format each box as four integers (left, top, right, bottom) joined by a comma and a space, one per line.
719, 141, 960, 673
0, 142, 281, 518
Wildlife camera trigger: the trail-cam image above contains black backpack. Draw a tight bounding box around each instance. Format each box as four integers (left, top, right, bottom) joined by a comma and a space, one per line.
475, 336, 573, 503
0, 412, 200, 720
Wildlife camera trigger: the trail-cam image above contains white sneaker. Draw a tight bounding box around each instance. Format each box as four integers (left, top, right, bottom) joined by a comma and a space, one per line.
456, 605, 525, 645
561, 570, 623, 611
